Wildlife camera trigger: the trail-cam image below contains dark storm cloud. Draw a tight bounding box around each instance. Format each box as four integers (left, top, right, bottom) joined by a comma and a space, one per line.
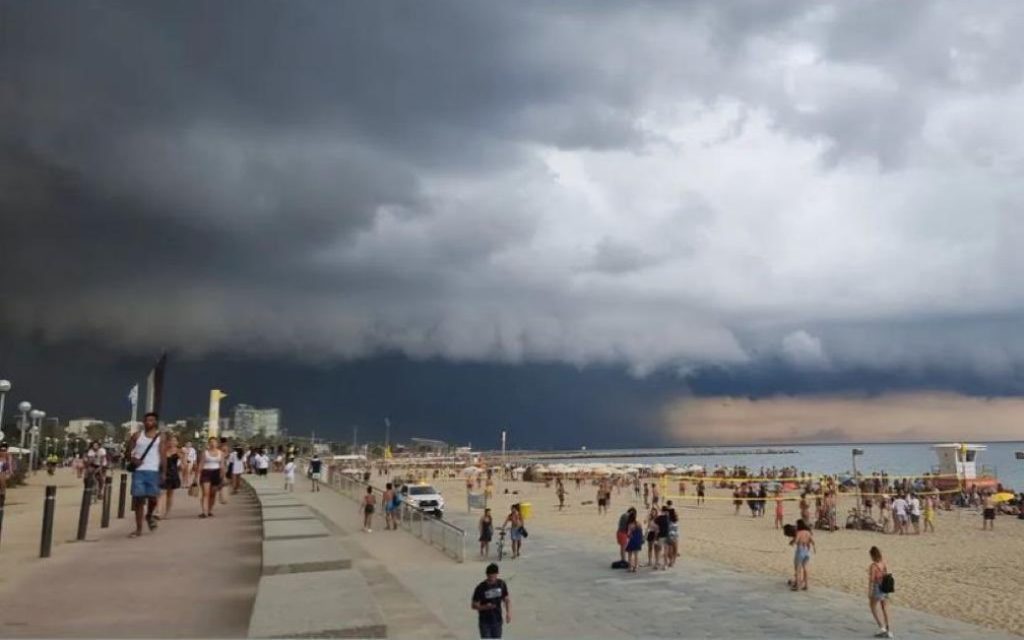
4, 0, 1024, 387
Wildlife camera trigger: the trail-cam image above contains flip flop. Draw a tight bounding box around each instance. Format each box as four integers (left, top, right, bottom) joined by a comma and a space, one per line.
129, 531, 142, 538
199, 513, 207, 518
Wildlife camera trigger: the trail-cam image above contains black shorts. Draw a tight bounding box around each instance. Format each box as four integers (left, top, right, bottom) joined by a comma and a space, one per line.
201, 469, 222, 486
257, 468, 268, 476
164, 473, 181, 490
364, 504, 375, 515
597, 498, 607, 507
984, 508, 996, 520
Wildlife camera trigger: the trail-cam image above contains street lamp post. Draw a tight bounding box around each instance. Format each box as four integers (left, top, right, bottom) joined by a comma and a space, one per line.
0, 380, 11, 440
29, 409, 44, 473
18, 401, 31, 454
852, 448, 864, 516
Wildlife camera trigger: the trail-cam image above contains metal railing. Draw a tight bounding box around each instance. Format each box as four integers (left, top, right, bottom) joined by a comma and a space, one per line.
328, 466, 466, 562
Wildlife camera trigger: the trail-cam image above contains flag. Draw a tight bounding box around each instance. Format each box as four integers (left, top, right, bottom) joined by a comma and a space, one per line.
145, 353, 167, 415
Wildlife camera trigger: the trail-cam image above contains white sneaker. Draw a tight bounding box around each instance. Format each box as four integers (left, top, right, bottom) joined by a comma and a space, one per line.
367, 528, 372, 533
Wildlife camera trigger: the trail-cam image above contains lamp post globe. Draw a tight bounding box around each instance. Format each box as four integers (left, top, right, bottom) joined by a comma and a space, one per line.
18, 401, 32, 450
0, 379, 10, 393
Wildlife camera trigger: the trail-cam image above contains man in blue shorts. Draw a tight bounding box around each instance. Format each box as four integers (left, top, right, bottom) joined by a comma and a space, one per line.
128, 412, 166, 537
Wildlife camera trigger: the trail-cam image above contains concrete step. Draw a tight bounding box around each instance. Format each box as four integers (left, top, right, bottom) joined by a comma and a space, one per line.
248, 569, 386, 638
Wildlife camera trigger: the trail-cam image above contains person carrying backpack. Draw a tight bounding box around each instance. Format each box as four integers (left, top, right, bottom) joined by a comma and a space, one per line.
868, 546, 894, 638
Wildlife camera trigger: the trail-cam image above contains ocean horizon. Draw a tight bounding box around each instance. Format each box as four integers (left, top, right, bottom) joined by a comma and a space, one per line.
537, 440, 1024, 491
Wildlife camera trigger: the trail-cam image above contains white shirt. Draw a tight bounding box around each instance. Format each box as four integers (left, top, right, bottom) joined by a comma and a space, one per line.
256, 454, 270, 470
202, 449, 223, 470
892, 498, 908, 516
910, 497, 921, 516
185, 446, 197, 464
131, 432, 161, 472
87, 448, 107, 468
285, 461, 296, 480
229, 452, 245, 474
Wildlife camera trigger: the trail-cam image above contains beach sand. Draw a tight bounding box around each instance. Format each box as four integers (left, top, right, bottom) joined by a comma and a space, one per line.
422, 473, 1023, 636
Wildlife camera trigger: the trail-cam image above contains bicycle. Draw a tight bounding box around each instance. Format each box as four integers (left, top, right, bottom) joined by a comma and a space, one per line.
496, 527, 507, 561
845, 508, 884, 532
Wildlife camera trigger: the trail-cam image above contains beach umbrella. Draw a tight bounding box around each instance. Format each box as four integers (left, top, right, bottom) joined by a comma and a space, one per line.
651, 464, 668, 475
992, 492, 1015, 503
512, 466, 526, 473
461, 466, 480, 477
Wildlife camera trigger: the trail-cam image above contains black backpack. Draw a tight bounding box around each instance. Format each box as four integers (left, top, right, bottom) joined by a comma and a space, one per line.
611, 560, 629, 569
880, 573, 895, 594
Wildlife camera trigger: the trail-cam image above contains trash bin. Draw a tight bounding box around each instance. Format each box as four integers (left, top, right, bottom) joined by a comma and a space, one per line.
519, 502, 533, 520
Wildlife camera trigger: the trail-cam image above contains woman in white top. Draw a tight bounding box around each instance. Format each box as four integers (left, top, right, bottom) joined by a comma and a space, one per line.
196, 437, 225, 518
229, 448, 245, 494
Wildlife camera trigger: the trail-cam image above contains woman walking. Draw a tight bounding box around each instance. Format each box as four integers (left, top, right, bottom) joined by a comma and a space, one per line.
229, 447, 245, 494
160, 435, 182, 519
774, 491, 785, 529
645, 507, 660, 569
361, 486, 376, 532
790, 519, 815, 591
868, 546, 894, 638
479, 507, 494, 557
196, 437, 224, 518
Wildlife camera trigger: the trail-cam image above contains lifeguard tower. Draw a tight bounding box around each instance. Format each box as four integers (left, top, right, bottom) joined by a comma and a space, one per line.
931, 443, 998, 491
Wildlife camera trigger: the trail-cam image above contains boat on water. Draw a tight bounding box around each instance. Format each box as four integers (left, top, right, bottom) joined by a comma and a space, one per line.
931, 443, 1000, 491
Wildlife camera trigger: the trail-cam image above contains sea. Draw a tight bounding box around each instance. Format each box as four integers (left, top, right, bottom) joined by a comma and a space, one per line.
550, 441, 1024, 491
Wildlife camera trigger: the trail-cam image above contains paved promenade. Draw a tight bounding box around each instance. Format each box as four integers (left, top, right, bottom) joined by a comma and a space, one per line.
0, 469, 261, 638
287, 475, 1014, 640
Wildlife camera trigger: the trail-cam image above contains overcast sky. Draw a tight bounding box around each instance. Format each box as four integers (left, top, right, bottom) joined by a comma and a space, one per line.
3, 2, 1024, 446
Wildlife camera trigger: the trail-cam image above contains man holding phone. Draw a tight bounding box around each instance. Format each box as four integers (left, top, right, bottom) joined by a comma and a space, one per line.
471, 563, 511, 638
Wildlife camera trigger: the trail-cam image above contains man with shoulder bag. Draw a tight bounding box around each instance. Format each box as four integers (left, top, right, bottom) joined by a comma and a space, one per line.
127, 412, 166, 538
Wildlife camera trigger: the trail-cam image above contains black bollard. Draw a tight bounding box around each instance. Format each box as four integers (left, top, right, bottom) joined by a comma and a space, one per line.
117, 474, 128, 519
77, 478, 93, 541
101, 478, 112, 528
40, 485, 57, 557
0, 492, 6, 550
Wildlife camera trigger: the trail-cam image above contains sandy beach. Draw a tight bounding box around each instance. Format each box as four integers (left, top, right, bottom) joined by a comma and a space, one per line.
419, 473, 1024, 636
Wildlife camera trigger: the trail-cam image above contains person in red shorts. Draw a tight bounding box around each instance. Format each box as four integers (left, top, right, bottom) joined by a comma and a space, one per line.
616, 507, 635, 563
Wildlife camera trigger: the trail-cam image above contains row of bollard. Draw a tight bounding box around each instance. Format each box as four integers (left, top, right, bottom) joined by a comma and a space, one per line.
29, 473, 130, 558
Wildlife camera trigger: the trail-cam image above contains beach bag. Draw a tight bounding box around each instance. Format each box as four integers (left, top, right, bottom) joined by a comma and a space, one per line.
520, 526, 528, 538
611, 560, 629, 569
782, 523, 796, 538
127, 433, 160, 473
880, 573, 895, 594
188, 482, 199, 497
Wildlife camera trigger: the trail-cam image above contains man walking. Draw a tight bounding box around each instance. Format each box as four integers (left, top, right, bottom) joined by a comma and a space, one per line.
127, 412, 165, 537
472, 563, 511, 639
309, 453, 323, 492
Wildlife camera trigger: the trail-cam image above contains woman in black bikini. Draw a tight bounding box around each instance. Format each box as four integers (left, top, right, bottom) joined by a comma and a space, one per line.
361, 486, 376, 532
160, 435, 182, 519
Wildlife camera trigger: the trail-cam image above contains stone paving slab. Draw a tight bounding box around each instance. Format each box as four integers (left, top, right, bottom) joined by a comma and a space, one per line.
263, 518, 330, 541
260, 506, 317, 522
258, 497, 304, 509
262, 537, 352, 575
248, 569, 386, 638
